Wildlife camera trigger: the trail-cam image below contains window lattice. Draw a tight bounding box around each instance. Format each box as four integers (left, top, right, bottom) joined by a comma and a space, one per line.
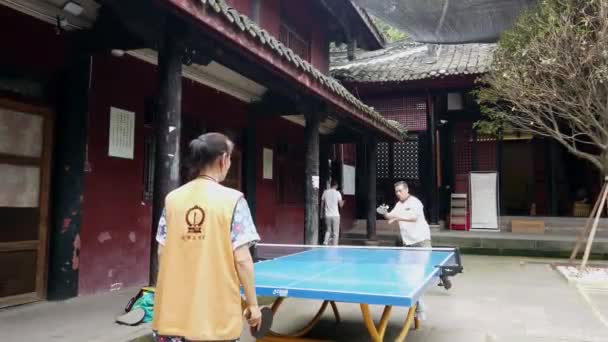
377, 142, 390, 179
393, 136, 419, 180
477, 141, 497, 171
453, 122, 472, 175
366, 96, 428, 131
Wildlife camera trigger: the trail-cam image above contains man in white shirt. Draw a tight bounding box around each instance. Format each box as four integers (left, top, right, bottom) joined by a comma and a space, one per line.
378, 181, 431, 321
381, 181, 431, 247
321, 180, 345, 245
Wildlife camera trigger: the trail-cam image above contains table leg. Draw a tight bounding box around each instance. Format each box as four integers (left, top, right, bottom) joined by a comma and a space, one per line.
258, 300, 416, 342
260, 299, 331, 340
360, 304, 393, 342
395, 304, 418, 342
329, 301, 341, 323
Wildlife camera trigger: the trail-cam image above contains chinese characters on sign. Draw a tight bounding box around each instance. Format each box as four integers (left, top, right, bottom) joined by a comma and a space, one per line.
108, 107, 135, 159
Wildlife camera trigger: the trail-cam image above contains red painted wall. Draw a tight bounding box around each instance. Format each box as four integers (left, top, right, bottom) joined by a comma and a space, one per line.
311, 18, 330, 74
259, 0, 280, 37
0, 7, 66, 76
255, 117, 306, 244
79, 55, 255, 295
182, 78, 248, 132
79, 55, 156, 295
256, 0, 330, 73
226, 0, 251, 16
78, 52, 315, 294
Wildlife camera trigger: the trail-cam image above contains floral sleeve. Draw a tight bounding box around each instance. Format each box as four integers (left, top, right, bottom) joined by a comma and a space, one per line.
156, 208, 167, 246
231, 197, 261, 250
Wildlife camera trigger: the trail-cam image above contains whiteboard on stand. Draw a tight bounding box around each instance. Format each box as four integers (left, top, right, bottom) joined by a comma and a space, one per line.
470, 172, 500, 230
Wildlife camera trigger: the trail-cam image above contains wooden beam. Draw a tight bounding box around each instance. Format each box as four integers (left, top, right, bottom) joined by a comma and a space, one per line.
150, 18, 186, 285
356, 141, 367, 218
318, 0, 352, 40
68, 5, 146, 53
97, 0, 164, 49
250, 93, 301, 117
428, 92, 439, 224
190, 38, 303, 104
305, 112, 321, 245
366, 136, 378, 240
324, 121, 368, 144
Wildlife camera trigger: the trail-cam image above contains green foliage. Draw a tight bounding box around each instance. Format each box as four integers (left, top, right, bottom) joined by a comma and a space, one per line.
370, 14, 407, 43
475, 0, 608, 172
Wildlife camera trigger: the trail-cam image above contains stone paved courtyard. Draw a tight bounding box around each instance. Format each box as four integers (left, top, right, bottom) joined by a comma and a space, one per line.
2, 255, 608, 342
239, 255, 608, 342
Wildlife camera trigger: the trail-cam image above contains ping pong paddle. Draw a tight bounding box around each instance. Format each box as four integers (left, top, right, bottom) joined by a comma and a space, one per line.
245, 306, 274, 339
376, 204, 389, 215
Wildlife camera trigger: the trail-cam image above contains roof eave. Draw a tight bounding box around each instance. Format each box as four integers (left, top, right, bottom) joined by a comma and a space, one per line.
348, 2, 385, 50
162, 0, 404, 141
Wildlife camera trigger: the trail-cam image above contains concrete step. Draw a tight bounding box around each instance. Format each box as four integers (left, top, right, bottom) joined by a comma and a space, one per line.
340, 226, 608, 258
347, 218, 608, 238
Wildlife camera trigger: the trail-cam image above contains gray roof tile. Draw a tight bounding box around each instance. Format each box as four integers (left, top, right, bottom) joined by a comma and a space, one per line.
331, 40, 496, 83
194, 0, 405, 138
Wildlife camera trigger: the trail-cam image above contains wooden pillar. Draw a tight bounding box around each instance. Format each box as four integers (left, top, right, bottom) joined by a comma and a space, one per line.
366, 136, 378, 240
497, 130, 504, 215
48, 51, 91, 300
304, 112, 321, 245
347, 38, 357, 61
427, 92, 439, 224
320, 139, 330, 192
244, 115, 257, 221
356, 141, 367, 218
150, 19, 185, 284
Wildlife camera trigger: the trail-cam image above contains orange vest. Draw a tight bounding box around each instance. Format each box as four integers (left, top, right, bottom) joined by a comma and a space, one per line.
152, 178, 243, 341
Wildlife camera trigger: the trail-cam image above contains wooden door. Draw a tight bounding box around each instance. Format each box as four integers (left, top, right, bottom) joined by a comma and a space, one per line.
0, 98, 53, 308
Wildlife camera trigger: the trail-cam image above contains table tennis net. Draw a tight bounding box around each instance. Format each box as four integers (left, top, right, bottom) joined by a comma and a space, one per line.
253, 244, 315, 261
251, 243, 453, 262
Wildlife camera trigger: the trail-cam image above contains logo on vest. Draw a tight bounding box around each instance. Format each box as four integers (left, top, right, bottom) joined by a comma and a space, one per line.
185, 205, 205, 235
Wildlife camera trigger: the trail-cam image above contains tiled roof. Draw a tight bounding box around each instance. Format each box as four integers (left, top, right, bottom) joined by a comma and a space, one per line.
330, 40, 496, 83
196, 0, 406, 138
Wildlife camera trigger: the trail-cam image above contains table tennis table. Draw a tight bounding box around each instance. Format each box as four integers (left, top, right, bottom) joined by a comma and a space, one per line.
250, 244, 463, 342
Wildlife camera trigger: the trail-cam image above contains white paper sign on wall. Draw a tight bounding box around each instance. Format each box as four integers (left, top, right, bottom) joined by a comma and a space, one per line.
342, 164, 356, 195
312, 176, 320, 189
108, 107, 135, 159
263, 148, 273, 180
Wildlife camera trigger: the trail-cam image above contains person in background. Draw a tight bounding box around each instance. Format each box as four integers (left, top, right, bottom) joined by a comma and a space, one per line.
153, 133, 261, 342
321, 180, 345, 246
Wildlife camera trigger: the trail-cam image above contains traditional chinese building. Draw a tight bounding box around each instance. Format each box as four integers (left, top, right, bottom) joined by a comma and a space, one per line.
0, 0, 405, 307
332, 40, 602, 231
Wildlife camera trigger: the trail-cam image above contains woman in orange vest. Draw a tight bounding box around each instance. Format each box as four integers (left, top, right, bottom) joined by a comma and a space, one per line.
153, 132, 261, 342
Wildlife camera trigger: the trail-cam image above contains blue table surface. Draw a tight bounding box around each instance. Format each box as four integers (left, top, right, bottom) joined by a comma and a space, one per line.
253, 247, 455, 307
